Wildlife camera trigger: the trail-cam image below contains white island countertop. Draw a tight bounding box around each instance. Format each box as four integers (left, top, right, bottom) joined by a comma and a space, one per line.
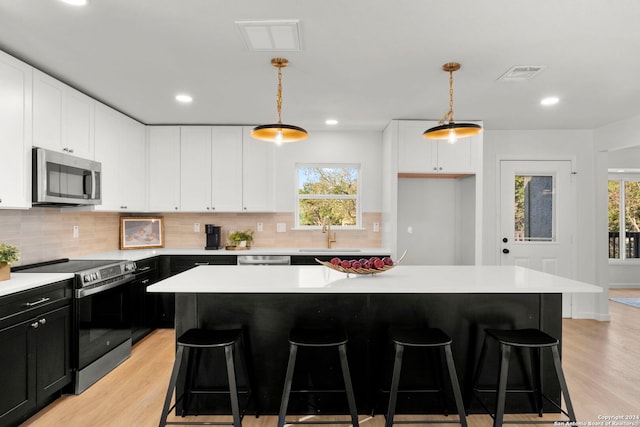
147, 265, 603, 294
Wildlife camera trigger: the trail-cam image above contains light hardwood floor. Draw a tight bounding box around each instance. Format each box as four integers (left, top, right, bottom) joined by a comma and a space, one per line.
22, 289, 640, 427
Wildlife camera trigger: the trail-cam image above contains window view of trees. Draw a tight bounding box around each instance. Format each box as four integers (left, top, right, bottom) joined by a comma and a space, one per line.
297, 166, 359, 227
608, 178, 640, 259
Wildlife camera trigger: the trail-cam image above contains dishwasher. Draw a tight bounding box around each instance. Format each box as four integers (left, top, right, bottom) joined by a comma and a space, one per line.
237, 255, 291, 266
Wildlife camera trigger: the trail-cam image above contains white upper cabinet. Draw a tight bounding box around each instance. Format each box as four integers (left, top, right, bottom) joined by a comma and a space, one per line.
94, 103, 146, 212
397, 120, 480, 174
33, 70, 65, 151
65, 87, 95, 159
211, 126, 243, 212
171, 125, 276, 213
0, 51, 32, 209
180, 126, 214, 212
148, 126, 181, 212
180, 126, 245, 212
242, 127, 274, 212
32, 69, 95, 159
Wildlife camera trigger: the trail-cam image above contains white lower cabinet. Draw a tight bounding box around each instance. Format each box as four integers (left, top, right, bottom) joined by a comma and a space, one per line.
94, 103, 146, 212
0, 51, 32, 209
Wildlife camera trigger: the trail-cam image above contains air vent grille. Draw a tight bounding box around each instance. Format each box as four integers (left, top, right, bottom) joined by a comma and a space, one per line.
498, 65, 547, 82
236, 20, 302, 52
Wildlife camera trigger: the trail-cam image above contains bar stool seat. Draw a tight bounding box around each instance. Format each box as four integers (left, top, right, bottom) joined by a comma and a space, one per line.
159, 328, 255, 427
471, 328, 576, 427
384, 328, 467, 427
277, 328, 359, 427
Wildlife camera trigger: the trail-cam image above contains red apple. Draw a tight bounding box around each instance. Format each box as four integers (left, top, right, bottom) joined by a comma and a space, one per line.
351, 261, 362, 269
330, 257, 341, 265
373, 259, 385, 269
340, 260, 352, 268
382, 257, 394, 266
364, 261, 373, 269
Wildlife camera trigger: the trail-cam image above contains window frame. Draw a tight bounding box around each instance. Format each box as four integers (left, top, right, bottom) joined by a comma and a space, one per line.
294, 163, 362, 230
608, 171, 640, 263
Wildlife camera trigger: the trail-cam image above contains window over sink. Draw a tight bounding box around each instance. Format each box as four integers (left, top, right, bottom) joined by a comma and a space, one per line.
295, 164, 361, 229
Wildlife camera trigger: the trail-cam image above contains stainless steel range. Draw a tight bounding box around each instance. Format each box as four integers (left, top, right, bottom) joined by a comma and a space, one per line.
14, 258, 137, 394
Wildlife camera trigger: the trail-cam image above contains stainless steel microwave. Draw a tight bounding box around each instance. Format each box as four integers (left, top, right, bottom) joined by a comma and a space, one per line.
32, 147, 102, 206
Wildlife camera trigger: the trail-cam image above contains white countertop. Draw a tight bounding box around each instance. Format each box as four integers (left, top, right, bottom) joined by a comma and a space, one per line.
0, 273, 75, 297
147, 265, 603, 294
73, 247, 391, 262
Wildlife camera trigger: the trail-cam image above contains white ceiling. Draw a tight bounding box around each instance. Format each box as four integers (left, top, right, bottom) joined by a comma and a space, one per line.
1, 0, 639, 132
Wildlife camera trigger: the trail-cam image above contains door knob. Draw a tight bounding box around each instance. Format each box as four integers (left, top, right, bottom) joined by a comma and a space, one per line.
502, 237, 508, 243
502, 248, 510, 254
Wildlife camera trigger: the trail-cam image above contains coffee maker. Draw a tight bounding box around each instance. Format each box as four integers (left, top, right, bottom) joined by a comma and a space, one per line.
204, 224, 221, 250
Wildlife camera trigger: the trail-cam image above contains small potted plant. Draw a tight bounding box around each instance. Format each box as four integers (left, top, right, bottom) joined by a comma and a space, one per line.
0, 243, 20, 281
227, 229, 255, 249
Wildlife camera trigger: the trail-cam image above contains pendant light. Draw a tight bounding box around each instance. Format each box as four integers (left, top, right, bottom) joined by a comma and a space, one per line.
251, 58, 308, 144
423, 62, 482, 144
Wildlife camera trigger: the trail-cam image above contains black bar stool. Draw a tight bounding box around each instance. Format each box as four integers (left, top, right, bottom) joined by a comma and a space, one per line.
471, 328, 576, 427
159, 328, 255, 427
277, 328, 359, 427
384, 328, 467, 427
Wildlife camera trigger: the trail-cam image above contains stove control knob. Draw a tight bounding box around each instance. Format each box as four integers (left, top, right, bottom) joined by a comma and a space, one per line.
92, 273, 98, 281
84, 274, 91, 282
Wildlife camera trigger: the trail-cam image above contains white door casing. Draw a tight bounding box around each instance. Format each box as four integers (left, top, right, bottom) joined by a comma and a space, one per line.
499, 160, 577, 317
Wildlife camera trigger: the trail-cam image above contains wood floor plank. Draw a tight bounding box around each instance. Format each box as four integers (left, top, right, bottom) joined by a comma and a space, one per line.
21, 289, 640, 426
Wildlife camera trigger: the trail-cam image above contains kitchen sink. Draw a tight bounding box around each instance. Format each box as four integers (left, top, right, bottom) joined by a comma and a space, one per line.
298, 248, 361, 253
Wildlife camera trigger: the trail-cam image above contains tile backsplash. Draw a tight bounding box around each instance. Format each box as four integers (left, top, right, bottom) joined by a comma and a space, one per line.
0, 209, 382, 266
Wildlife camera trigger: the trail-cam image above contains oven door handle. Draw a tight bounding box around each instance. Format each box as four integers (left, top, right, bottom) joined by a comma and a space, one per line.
76, 275, 133, 298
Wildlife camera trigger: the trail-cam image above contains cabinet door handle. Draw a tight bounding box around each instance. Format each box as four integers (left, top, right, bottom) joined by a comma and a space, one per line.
31, 322, 39, 329
24, 297, 51, 307
141, 279, 150, 285
194, 262, 210, 266
39, 318, 47, 325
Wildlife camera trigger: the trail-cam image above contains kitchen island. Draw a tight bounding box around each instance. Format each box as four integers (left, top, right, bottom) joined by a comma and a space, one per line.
147, 265, 601, 416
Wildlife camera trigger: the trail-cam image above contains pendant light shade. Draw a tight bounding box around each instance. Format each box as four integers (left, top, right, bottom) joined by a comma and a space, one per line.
423, 62, 482, 143
251, 58, 308, 144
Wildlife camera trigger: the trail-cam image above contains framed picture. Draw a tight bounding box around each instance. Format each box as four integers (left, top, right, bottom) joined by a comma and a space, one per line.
120, 216, 164, 250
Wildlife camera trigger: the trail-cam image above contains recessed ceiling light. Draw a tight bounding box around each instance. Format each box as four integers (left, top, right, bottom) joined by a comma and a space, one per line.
175, 94, 193, 103
541, 96, 559, 106
325, 119, 338, 125
60, 0, 89, 6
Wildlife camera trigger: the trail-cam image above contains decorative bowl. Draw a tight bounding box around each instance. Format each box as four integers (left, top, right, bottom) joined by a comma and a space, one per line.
315, 250, 407, 276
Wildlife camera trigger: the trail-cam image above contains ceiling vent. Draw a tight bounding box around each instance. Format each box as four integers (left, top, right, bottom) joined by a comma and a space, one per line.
235, 20, 302, 51
497, 65, 547, 82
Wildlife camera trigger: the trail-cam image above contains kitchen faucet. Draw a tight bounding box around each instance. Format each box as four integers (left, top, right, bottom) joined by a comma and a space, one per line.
321, 216, 337, 248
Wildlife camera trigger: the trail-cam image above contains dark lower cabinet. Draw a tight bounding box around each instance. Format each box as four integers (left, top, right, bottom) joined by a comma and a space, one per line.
0, 281, 72, 427
131, 258, 159, 344
155, 255, 237, 328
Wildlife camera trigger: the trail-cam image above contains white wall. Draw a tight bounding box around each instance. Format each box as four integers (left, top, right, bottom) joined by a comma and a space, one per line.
271, 130, 382, 213
598, 117, 640, 290
482, 129, 604, 319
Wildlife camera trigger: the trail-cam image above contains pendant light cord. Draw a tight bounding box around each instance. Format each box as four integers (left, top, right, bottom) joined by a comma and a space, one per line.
440, 68, 455, 124
276, 65, 283, 125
